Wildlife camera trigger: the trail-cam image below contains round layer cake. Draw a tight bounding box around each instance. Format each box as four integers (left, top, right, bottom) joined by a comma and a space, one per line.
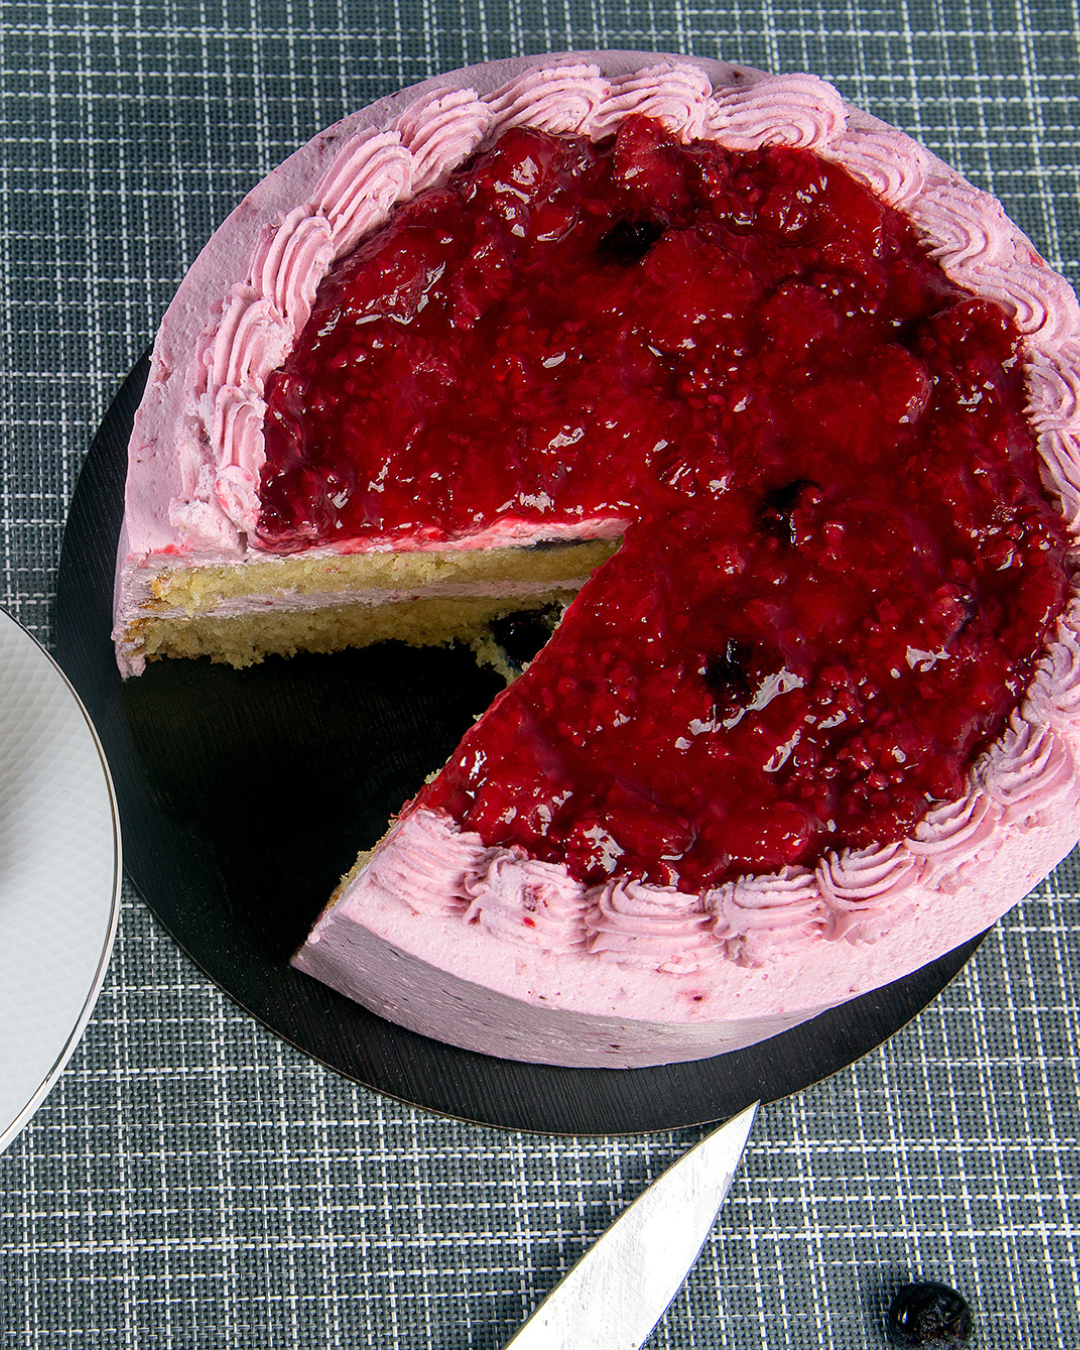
114, 52, 1080, 1067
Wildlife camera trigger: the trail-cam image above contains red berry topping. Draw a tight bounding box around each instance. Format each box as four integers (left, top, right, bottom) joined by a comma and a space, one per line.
260, 118, 1068, 888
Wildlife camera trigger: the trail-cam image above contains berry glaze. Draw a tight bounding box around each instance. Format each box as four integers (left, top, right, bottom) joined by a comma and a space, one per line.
260, 116, 1068, 890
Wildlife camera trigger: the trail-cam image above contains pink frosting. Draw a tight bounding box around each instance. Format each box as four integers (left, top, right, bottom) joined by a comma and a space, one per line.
1026, 608, 1080, 725
705, 72, 847, 149
965, 254, 1080, 351
485, 60, 611, 139
707, 868, 828, 967
1037, 429, 1080, 533
363, 809, 489, 918
314, 129, 414, 253
586, 878, 720, 972
815, 843, 921, 943
464, 848, 588, 951
821, 127, 930, 207
251, 207, 337, 331
908, 181, 1014, 270
122, 53, 1080, 992
906, 791, 1003, 887
1027, 344, 1080, 429
977, 714, 1079, 826
588, 61, 715, 142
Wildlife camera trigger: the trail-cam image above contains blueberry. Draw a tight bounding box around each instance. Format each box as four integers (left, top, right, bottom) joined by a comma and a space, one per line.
886, 1281, 973, 1348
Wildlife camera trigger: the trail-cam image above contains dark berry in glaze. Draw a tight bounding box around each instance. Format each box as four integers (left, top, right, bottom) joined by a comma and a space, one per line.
596, 216, 666, 266
886, 1281, 974, 1348
757, 480, 822, 548
703, 639, 758, 718
260, 116, 1068, 888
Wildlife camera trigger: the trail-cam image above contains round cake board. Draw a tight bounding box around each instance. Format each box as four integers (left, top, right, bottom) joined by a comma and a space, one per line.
54, 354, 985, 1135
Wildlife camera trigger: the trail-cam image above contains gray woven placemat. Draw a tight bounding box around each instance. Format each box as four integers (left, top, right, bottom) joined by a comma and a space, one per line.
2, 2, 1080, 1346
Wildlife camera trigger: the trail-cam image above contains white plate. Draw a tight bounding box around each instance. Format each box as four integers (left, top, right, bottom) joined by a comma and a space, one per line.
0, 608, 121, 1153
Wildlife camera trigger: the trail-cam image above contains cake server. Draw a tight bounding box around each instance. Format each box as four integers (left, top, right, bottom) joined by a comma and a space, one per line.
501, 1101, 758, 1350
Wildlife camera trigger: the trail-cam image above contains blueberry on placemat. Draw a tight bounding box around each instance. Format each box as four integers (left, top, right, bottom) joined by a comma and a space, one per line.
886, 1281, 974, 1347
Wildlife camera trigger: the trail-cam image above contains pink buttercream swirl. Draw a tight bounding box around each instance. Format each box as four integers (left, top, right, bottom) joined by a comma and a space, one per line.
464, 848, 588, 952
367, 808, 490, 917
199, 290, 293, 531
393, 88, 494, 193
1025, 345, 1080, 530
707, 868, 827, 967
214, 459, 261, 529
962, 251, 1080, 352
212, 381, 265, 467
905, 793, 1003, 895
1027, 343, 1080, 429
314, 129, 414, 253
250, 207, 336, 331
705, 72, 846, 150
586, 878, 720, 972
484, 60, 611, 140
976, 713, 1078, 826
1025, 608, 1080, 725
901, 178, 1080, 355
589, 62, 714, 142
816, 843, 921, 943
908, 181, 1014, 271
1036, 429, 1080, 533
209, 288, 290, 396
825, 127, 930, 207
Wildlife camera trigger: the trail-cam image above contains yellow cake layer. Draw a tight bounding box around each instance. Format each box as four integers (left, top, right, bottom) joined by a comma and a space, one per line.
131, 588, 585, 668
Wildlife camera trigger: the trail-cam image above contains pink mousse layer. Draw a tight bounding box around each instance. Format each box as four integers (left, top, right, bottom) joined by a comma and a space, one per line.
116, 51, 1080, 1066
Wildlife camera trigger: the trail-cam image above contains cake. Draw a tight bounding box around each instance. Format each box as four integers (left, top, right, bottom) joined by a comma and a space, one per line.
114, 52, 1080, 1068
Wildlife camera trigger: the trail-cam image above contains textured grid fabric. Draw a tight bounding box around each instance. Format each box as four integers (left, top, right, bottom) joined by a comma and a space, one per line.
2, 2, 1080, 1346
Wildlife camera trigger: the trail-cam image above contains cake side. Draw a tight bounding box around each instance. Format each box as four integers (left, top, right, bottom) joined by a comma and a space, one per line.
123, 536, 618, 667
125, 588, 584, 668
291, 894, 828, 1066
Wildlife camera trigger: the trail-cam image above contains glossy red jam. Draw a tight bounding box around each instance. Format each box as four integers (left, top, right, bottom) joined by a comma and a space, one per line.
261, 118, 1068, 888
